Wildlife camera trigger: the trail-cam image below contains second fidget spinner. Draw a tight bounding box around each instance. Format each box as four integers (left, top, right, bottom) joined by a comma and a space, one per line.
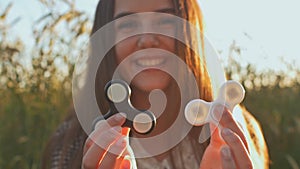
100, 80, 156, 134
184, 80, 245, 127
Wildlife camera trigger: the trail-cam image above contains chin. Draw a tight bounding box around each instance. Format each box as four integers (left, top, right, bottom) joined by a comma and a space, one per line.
131, 70, 172, 92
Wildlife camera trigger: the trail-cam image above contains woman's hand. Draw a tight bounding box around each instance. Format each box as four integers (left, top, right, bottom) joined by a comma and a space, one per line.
200, 106, 253, 169
82, 113, 132, 169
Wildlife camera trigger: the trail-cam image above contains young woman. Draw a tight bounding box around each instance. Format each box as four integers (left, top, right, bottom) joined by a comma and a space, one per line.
42, 0, 269, 168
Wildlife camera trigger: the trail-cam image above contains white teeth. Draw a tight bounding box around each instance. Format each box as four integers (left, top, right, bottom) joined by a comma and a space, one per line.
136, 58, 165, 67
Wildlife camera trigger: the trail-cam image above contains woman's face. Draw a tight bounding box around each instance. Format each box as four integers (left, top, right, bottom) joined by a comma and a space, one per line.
113, 0, 177, 92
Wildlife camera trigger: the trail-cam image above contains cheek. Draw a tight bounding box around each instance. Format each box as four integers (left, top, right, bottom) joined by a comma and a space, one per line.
115, 44, 126, 64
160, 36, 176, 53
115, 39, 136, 64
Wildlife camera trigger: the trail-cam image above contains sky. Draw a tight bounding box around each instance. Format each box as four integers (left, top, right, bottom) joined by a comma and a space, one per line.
200, 0, 300, 73
1, 0, 300, 74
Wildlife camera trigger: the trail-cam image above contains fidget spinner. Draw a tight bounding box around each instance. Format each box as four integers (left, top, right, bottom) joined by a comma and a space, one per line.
95, 80, 156, 134
184, 80, 245, 127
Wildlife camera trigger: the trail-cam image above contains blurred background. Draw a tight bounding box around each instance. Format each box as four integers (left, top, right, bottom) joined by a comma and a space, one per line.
0, 0, 299, 168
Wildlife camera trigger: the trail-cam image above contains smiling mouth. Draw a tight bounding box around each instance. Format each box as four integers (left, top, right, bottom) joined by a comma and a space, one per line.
135, 58, 166, 67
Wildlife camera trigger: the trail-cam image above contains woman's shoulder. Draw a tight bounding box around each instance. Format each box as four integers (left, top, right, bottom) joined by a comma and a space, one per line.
42, 112, 87, 169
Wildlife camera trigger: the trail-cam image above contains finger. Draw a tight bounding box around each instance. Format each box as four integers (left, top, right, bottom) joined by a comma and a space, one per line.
83, 138, 93, 155
221, 146, 237, 169
95, 113, 127, 131
84, 113, 127, 154
114, 146, 133, 169
122, 127, 131, 136
209, 123, 224, 145
120, 158, 132, 169
97, 136, 127, 169
212, 105, 248, 150
82, 126, 122, 169
114, 156, 132, 169
221, 128, 253, 169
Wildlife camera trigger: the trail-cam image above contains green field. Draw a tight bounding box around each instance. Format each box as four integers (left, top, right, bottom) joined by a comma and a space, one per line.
1, 1, 299, 168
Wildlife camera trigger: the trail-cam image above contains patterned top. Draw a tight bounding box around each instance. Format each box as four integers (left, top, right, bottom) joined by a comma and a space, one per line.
135, 136, 205, 169
49, 121, 86, 169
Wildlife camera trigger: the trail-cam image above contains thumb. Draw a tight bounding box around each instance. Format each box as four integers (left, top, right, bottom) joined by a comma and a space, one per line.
121, 127, 131, 136
120, 158, 131, 169
113, 128, 133, 169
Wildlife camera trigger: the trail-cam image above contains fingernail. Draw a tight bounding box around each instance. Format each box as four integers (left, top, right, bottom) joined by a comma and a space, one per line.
94, 121, 102, 129
112, 126, 122, 132
222, 128, 232, 136
221, 146, 231, 159
115, 113, 126, 121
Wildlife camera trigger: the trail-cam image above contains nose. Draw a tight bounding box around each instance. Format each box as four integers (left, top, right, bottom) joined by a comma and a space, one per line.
137, 34, 160, 49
